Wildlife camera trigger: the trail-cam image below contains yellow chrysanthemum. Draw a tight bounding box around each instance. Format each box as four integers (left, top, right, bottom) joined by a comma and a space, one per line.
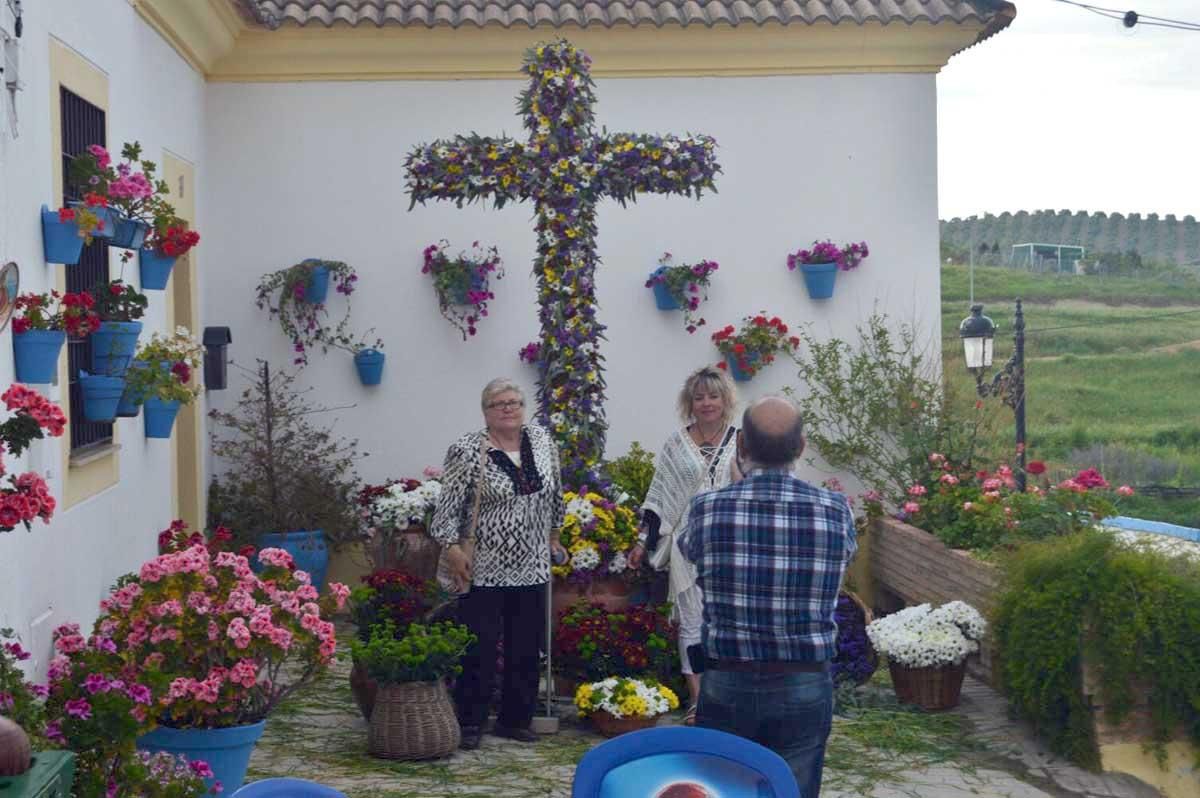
659, 685, 680, 710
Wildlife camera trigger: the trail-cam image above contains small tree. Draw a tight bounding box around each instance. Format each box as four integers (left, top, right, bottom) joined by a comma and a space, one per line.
208, 361, 364, 549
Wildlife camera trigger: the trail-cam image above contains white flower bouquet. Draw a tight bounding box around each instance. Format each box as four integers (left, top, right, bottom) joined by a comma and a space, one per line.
866, 601, 987, 669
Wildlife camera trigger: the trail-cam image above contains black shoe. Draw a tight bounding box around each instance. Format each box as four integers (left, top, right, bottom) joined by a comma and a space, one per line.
460, 726, 482, 750
492, 723, 539, 743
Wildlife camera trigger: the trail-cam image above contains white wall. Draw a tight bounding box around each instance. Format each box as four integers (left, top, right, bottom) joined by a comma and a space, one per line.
0, 0, 206, 677
204, 71, 940, 490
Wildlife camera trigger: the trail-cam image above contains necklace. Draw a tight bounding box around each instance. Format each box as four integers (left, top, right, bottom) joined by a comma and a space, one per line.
692, 422, 725, 449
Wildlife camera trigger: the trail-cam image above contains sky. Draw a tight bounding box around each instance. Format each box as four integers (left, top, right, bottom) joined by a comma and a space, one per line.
937, 0, 1200, 221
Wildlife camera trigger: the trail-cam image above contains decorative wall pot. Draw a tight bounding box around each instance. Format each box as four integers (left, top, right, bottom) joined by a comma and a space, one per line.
648, 266, 680, 310
90, 321, 143, 377
447, 271, 485, 305
139, 248, 177, 290
368, 681, 460, 760
41, 205, 84, 265
143, 398, 182, 439
110, 214, 150, 250
354, 349, 385, 386
79, 372, 126, 422
69, 202, 116, 240
13, 329, 66, 384
258, 530, 328, 593
137, 720, 266, 794
304, 263, 330, 304
800, 262, 838, 300
724, 353, 757, 382
116, 361, 149, 418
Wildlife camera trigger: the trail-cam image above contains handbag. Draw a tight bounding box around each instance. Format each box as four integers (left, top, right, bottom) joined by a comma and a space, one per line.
647, 427, 737, 572
435, 438, 489, 596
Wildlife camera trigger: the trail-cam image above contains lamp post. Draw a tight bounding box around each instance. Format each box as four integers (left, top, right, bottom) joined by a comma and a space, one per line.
959, 300, 1027, 491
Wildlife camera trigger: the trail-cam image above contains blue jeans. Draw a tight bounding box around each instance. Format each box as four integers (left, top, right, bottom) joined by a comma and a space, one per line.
696, 668, 834, 798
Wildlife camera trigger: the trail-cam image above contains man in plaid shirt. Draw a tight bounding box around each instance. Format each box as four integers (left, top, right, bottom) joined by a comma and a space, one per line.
681, 396, 857, 797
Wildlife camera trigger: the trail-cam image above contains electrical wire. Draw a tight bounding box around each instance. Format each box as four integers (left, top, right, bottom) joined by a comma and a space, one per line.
1012, 308, 1200, 336
1051, 0, 1200, 30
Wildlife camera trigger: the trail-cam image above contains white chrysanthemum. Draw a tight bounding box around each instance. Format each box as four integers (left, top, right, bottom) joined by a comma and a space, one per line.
570, 545, 600, 572
866, 601, 987, 668
608, 552, 628, 574
565, 496, 594, 524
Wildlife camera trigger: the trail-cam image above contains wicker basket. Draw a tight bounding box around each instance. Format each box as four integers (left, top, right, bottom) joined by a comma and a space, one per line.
888, 659, 967, 711
590, 710, 658, 738
368, 681, 460, 760
349, 660, 378, 720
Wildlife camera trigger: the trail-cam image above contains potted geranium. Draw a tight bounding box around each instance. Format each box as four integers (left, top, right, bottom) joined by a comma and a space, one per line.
421, 240, 504, 340
574, 677, 679, 737
119, 328, 204, 437
356, 472, 443, 574
710, 313, 799, 381
11, 290, 101, 384
44, 525, 351, 794
645, 252, 718, 334
866, 600, 987, 710
786, 239, 870, 299
350, 620, 475, 760
552, 601, 680, 698
40, 192, 112, 265
140, 225, 201, 291
0, 385, 64, 533
551, 489, 641, 613
89, 280, 148, 376
68, 142, 176, 251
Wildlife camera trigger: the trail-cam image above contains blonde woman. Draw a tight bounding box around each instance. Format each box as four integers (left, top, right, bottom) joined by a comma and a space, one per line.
628, 365, 741, 723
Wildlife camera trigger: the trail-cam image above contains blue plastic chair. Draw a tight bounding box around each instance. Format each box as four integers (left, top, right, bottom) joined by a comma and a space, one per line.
571, 726, 801, 798
231, 778, 348, 798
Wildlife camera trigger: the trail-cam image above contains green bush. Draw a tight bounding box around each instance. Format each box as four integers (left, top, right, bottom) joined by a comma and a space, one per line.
350, 620, 475, 685
994, 532, 1200, 768
603, 441, 656, 508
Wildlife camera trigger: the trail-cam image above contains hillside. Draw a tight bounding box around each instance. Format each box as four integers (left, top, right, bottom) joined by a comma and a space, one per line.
940, 210, 1200, 268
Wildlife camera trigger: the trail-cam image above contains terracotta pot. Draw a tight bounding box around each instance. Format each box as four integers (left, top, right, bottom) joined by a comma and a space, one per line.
590, 710, 658, 738
368, 526, 441, 582
552, 576, 634, 619
0, 716, 32, 776
553, 675, 579, 699
888, 659, 967, 711
350, 659, 379, 720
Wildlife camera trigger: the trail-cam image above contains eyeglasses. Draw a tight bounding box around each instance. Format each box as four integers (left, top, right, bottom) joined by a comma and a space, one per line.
486, 400, 524, 411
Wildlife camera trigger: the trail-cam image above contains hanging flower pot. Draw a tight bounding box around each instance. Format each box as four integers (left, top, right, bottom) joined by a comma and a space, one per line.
69, 201, 116, 240
139, 248, 177, 290
12, 329, 66, 384
648, 266, 679, 310
447, 270, 486, 306
724, 352, 758, 382
109, 213, 151, 250
40, 205, 84, 266
143, 397, 182, 439
800, 262, 838, 300
354, 348, 385, 386
137, 720, 266, 794
304, 264, 330, 304
116, 360, 149, 418
79, 371, 126, 422
90, 320, 144, 377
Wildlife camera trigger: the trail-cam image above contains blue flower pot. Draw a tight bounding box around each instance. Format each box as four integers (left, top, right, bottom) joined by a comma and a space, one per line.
143, 398, 181, 439
116, 360, 149, 417
800, 262, 838, 300
304, 264, 330, 304
90, 320, 143, 377
69, 202, 116, 240
448, 271, 486, 305
137, 720, 266, 794
354, 349, 385, 386
41, 205, 84, 265
258, 530, 328, 593
79, 372, 126, 422
139, 248, 177, 290
649, 267, 680, 310
13, 329, 67, 384
725, 353, 758, 383
110, 214, 150, 250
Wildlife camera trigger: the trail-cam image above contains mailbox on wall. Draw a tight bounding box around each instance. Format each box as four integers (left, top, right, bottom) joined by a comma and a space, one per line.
202, 327, 231, 391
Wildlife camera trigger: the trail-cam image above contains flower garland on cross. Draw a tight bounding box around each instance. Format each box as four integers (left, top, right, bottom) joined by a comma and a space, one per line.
405, 39, 720, 490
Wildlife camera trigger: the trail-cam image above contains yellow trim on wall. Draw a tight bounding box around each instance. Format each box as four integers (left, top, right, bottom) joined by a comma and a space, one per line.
49, 39, 121, 509
130, 1, 984, 81
1099, 741, 1199, 798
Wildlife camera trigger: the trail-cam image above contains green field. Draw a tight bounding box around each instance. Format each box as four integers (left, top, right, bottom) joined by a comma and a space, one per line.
940, 264, 1200, 526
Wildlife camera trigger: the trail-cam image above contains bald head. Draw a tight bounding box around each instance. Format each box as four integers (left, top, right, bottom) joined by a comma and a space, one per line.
741, 396, 805, 468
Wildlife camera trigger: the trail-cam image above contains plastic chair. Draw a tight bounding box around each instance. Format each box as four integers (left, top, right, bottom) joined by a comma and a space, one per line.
571, 726, 801, 798
231, 777, 348, 798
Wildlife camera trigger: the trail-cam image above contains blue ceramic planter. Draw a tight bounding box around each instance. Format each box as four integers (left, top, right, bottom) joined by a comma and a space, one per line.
41, 205, 84, 265
448, 271, 486, 305
90, 321, 143, 377
800, 262, 838, 300
137, 721, 266, 794
139, 248, 177, 290
13, 330, 67, 384
143, 398, 181, 439
304, 264, 330, 304
116, 361, 149, 417
69, 202, 117, 240
110, 214, 150, 250
258, 530, 328, 593
79, 372, 126, 422
725, 353, 758, 383
649, 266, 680, 310
354, 349, 385, 386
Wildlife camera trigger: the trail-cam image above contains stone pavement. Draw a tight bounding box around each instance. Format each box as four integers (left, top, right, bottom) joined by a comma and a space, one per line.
248, 649, 1164, 798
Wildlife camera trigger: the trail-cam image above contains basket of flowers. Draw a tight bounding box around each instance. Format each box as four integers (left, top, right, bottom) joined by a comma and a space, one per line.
574, 677, 679, 737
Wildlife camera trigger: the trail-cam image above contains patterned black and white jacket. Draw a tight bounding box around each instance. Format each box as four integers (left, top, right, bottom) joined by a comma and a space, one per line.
430, 424, 565, 587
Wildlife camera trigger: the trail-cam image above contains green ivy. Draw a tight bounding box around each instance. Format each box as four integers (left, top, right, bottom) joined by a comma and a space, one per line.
994, 531, 1200, 769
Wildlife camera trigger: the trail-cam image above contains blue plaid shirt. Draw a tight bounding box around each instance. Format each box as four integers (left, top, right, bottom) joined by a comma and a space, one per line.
680, 471, 857, 663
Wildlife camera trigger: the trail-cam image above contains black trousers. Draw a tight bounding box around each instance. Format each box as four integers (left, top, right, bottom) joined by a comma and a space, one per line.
454, 582, 545, 730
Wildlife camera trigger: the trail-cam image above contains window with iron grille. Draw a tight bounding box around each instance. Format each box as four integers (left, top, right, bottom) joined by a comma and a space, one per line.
61, 88, 113, 451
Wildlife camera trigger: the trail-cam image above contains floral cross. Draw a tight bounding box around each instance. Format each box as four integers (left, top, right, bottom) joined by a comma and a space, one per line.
406, 39, 720, 489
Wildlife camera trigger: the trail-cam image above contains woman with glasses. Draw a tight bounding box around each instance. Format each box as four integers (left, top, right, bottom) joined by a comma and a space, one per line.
628, 365, 741, 725
430, 377, 567, 750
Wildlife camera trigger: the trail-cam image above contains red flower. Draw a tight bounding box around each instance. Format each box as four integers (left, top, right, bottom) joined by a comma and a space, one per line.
57, 207, 76, 222
1026, 461, 1046, 475
715, 361, 727, 370
109, 283, 123, 297
733, 343, 746, 355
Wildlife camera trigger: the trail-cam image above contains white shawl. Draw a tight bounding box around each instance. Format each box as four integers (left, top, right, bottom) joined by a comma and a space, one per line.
642, 426, 738, 601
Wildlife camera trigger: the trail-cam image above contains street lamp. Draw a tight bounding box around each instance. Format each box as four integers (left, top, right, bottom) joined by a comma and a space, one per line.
959, 299, 1027, 491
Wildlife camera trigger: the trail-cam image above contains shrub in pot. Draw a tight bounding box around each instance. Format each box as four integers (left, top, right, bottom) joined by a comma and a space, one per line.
122, 328, 204, 438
